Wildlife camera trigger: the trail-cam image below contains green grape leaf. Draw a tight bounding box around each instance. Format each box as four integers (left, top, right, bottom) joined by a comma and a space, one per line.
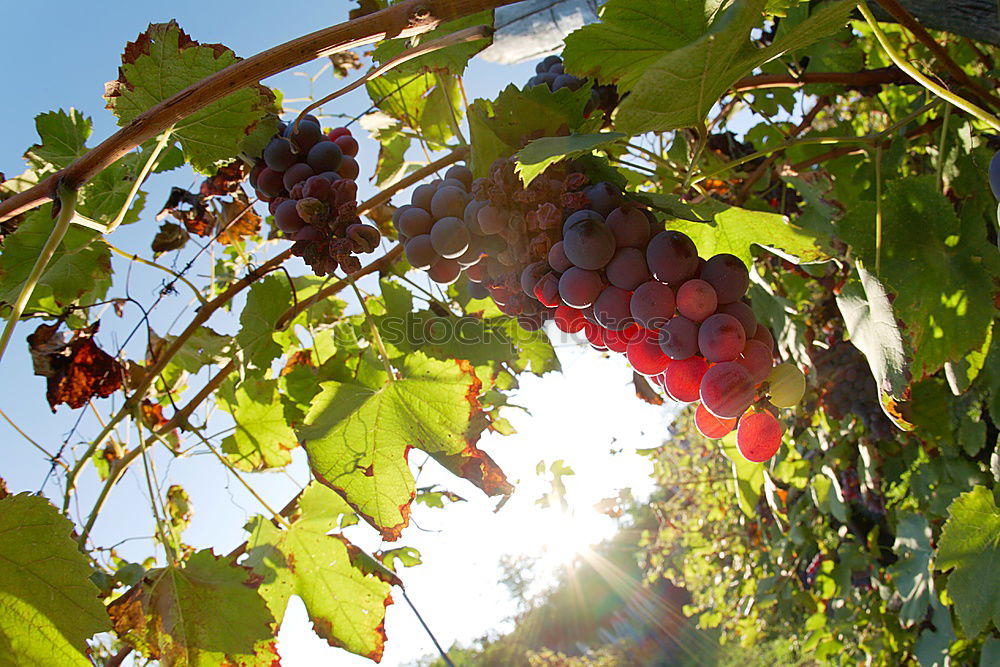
366, 70, 461, 147
665, 199, 829, 266
565, 0, 854, 133
936, 485, 1000, 636
0, 206, 112, 315
219, 377, 298, 471
515, 132, 626, 186
236, 275, 291, 371
23, 109, 90, 168
244, 508, 393, 661
888, 513, 934, 627
164, 326, 232, 376
838, 176, 998, 380
914, 594, 956, 667
836, 264, 913, 431
467, 83, 593, 176
108, 550, 276, 666
299, 353, 511, 539
291, 481, 358, 533
104, 21, 278, 174
982, 638, 1000, 667
0, 493, 111, 666
22, 109, 148, 226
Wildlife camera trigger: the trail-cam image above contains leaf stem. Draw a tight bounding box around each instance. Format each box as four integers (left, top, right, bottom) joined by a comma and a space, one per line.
856, 2, 1000, 132
0, 183, 78, 367
874, 144, 884, 276
935, 104, 951, 191
347, 274, 396, 381
106, 129, 173, 233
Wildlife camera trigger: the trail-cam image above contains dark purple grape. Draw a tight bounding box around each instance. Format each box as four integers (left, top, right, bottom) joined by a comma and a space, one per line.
283, 120, 323, 152
659, 316, 699, 360
427, 259, 461, 285
631, 281, 675, 330
584, 182, 623, 217
445, 165, 473, 190
646, 231, 699, 284
456, 241, 483, 267
464, 199, 487, 235
274, 199, 305, 234
306, 141, 343, 173
562, 209, 604, 235
698, 313, 746, 362
431, 185, 470, 220
398, 207, 433, 237
412, 183, 438, 212
718, 301, 758, 339
563, 219, 616, 270
553, 74, 584, 91
605, 247, 651, 290
264, 137, 297, 172
405, 235, 439, 270
593, 286, 633, 330
558, 267, 603, 308
548, 241, 572, 272
256, 168, 285, 198
337, 155, 360, 180
477, 205, 504, 234
536, 55, 561, 74
606, 206, 651, 249
676, 279, 718, 323
430, 217, 470, 259
701, 254, 750, 304
283, 163, 315, 191
520, 262, 549, 296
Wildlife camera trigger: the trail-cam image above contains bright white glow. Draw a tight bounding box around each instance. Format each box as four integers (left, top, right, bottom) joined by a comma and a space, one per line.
512, 506, 615, 575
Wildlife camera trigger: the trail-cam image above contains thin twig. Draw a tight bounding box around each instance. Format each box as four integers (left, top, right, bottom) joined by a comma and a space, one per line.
402, 589, 454, 667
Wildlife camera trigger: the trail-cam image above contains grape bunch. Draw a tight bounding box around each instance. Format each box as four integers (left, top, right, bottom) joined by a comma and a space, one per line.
811, 340, 896, 441
249, 115, 380, 275
525, 55, 619, 121
398, 157, 804, 463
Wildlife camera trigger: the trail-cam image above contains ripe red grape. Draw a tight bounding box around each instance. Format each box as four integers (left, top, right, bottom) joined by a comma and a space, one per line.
520, 262, 549, 296
646, 231, 699, 284
695, 403, 737, 439
412, 183, 438, 212
554, 303, 586, 333
256, 168, 285, 198
445, 164, 473, 190
558, 267, 603, 308
698, 313, 746, 362
752, 324, 774, 352
718, 301, 757, 339
548, 241, 572, 272
700, 362, 755, 418
676, 279, 718, 322
562, 209, 604, 235
658, 316, 699, 360
398, 207, 434, 238
701, 253, 749, 304
627, 329, 670, 376
604, 323, 638, 353
427, 258, 461, 285
630, 281, 676, 330
593, 286, 633, 330
737, 339, 773, 385
334, 134, 360, 158
663, 356, 709, 403
274, 199, 306, 233
736, 410, 783, 462
477, 205, 505, 234
283, 163, 315, 191
584, 322, 608, 350
337, 155, 360, 180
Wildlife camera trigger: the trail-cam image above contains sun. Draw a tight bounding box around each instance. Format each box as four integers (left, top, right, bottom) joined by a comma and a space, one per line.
510, 506, 617, 577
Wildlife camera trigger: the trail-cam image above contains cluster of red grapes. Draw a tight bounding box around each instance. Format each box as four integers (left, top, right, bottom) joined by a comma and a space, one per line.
249, 115, 380, 275
812, 340, 895, 441
397, 158, 805, 463
525, 55, 619, 120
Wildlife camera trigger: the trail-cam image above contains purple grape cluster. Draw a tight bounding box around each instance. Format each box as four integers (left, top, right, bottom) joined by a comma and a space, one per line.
812, 340, 896, 441
525, 55, 619, 120
249, 117, 380, 275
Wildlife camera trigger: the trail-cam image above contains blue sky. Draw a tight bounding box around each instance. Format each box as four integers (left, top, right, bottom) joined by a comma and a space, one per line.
0, 3, 677, 665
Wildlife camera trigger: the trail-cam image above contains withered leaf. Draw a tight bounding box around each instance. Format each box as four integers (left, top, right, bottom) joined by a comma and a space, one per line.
633, 371, 664, 406
29, 322, 125, 412
151, 221, 190, 255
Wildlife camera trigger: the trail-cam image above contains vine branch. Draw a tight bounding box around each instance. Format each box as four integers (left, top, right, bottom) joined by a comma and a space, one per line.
0, 0, 518, 224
